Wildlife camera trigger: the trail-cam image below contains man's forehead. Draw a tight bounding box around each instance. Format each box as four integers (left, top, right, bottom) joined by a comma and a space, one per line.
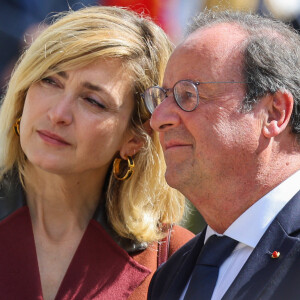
164, 23, 246, 84
187, 22, 246, 43
183, 23, 246, 56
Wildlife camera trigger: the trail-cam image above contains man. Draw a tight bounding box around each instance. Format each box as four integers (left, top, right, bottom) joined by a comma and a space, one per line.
144, 10, 300, 300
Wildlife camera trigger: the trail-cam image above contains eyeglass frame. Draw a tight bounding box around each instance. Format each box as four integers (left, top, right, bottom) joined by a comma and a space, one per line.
141, 79, 247, 114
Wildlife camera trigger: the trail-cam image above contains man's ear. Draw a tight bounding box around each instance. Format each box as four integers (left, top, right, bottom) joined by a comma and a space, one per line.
119, 133, 144, 159
262, 91, 294, 138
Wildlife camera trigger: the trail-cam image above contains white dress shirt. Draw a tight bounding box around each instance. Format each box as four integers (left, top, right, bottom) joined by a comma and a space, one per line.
180, 170, 300, 300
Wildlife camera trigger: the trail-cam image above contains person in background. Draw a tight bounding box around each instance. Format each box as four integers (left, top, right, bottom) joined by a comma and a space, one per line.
0, 6, 193, 300
0, 0, 99, 95
145, 9, 300, 300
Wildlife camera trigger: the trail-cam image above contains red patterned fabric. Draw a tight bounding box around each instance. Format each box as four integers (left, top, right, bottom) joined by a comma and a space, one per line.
100, 0, 182, 42
101, 0, 159, 18
101, 0, 171, 30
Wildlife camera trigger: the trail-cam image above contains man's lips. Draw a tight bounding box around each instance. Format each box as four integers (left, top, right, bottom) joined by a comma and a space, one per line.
37, 130, 71, 145
164, 141, 192, 150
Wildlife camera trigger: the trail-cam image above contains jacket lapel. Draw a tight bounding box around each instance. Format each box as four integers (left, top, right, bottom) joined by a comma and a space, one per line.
223, 191, 300, 300
161, 228, 207, 299
0, 178, 151, 300
0, 206, 43, 299
55, 219, 151, 300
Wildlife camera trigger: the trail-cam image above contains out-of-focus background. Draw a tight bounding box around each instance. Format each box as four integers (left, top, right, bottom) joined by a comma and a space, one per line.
1, 0, 300, 234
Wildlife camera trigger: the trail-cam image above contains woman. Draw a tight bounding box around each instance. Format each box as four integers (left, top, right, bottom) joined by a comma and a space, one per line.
0, 5, 193, 300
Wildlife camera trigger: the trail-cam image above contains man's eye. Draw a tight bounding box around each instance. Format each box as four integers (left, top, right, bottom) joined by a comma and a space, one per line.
186, 92, 195, 98
182, 91, 196, 100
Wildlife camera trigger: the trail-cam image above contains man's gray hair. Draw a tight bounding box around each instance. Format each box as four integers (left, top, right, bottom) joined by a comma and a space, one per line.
187, 10, 300, 140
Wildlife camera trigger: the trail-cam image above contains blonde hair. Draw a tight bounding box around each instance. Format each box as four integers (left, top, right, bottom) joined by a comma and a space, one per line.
0, 6, 185, 243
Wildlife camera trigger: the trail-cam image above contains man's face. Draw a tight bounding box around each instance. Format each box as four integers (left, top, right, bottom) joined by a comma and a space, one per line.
150, 24, 265, 202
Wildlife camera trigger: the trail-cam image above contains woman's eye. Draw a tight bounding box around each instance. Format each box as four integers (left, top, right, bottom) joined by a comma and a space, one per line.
41, 77, 57, 86
85, 97, 106, 109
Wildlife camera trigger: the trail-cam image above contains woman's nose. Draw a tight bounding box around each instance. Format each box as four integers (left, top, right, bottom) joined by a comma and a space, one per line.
48, 95, 73, 126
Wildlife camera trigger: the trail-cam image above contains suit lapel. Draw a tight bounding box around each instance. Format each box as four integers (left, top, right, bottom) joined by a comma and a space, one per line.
223, 191, 300, 300
161, 228, 207, 299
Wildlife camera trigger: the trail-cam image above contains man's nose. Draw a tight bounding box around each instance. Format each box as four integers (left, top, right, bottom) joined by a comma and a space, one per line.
150, 94, 180, 132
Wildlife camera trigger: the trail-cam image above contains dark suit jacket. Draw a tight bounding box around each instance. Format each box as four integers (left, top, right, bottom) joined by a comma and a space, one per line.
148, 191, 300, 300
0, 174, 194, 299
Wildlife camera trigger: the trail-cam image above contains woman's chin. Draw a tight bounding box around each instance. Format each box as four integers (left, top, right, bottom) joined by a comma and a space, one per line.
27, 158, 72, 176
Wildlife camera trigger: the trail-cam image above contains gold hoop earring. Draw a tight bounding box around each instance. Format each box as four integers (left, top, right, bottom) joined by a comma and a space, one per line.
113, 156, 135, 181
13, 118, 21, 136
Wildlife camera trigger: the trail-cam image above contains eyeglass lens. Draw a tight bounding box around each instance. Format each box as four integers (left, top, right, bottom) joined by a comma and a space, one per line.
144, 87, 165, 114
144, 80, 199, 113
174, 80, 199, 112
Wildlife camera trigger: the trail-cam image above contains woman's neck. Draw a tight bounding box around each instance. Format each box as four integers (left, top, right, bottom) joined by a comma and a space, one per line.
23, 163, 106, 241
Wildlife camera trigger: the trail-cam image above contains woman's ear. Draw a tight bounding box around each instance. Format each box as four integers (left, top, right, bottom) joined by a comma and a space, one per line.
120, 121, 153, 159
262, 91, 294, 138
119, 133, 144, 159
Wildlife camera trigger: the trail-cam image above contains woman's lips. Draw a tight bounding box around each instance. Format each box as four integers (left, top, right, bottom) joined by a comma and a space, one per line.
37, 130, 71, 146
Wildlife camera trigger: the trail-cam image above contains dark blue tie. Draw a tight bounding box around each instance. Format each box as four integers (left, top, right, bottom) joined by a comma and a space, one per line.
184, 235, 238, 300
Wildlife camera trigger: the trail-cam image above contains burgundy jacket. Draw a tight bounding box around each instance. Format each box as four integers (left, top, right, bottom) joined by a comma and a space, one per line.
0, 175, 194, 299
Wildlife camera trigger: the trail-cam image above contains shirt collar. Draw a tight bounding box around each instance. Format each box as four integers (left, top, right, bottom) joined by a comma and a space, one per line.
205, 170, 300, 248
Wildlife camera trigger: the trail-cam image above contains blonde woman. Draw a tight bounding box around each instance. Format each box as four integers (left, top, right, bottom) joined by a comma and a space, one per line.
0, 6, 193, 300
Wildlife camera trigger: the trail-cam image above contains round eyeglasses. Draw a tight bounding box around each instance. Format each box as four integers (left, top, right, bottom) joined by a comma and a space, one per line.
141, 80, 246, 114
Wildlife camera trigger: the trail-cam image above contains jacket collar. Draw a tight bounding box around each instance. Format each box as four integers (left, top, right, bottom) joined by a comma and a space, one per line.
0, 173, 152, 299
0, 171, 25, 221
0, 172, 146, 253
93, 201, 148, 253
159, 190, 300, 300
223, 190, 300, 299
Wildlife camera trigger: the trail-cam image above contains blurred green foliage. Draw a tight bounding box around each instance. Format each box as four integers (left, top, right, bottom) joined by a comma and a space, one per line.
182, 199, 206, 234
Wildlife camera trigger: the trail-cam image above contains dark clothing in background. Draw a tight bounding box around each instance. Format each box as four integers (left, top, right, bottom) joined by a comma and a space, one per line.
0, 0, 98, 93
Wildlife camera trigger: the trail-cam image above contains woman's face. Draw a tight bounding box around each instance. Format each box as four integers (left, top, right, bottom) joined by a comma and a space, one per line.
20, 58, 139, 178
